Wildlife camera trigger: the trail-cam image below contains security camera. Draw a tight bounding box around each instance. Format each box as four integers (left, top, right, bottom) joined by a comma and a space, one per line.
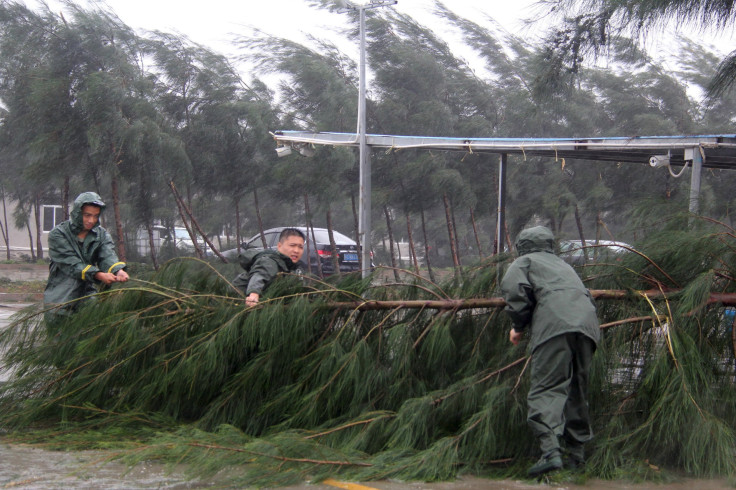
298, 145, 315, 157
649, 154, 670, 168
275, 146, 292, 157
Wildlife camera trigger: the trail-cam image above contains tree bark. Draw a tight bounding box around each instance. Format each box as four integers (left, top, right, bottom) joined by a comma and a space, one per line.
449, 195, 462, 265
421, 208, 436, 283
34, 194, 43, 260
169, 181, 204, 259
406, 211, 419, 273
63, 176, 70, 220
443, 193, 460, 274
304, 194, 322, 277
169, 181, 227, 262
470, 206, 483, 260
327, 207, 340, 276
574, 203, 589, 262
146, 222, 160, 270
254, 188, 266, 248
384, 205, 400, 281
0, 186, 9, 260
110, 173, 126, 262
25, 220, 35, 261
235, 196, 242, 254
595, 211, 602, 261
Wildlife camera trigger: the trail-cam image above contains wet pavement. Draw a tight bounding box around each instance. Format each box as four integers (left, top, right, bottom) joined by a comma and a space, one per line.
0, 304, 733, 489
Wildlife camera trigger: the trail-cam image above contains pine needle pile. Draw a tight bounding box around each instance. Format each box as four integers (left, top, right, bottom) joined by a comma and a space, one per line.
1, 217, 735, 486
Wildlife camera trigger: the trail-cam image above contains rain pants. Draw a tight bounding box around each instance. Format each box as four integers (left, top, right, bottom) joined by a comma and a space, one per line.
500, 225, 600, 459
44, 192, 126, 314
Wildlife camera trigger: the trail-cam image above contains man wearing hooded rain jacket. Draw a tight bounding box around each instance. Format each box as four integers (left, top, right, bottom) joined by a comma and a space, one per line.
44, 192, 129, 317
500, 225, 600, 477
233, 228, 305, 307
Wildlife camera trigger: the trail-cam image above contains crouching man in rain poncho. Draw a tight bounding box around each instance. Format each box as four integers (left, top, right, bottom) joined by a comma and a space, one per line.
500, 225, 600, 477
44, 192, 129, 321
232, 228, 305, 307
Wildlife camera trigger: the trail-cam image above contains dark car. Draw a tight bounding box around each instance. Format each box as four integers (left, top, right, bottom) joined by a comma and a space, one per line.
223, 227, 369, 275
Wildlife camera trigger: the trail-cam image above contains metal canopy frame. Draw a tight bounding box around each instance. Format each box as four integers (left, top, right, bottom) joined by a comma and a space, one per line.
272, 131, 736, 260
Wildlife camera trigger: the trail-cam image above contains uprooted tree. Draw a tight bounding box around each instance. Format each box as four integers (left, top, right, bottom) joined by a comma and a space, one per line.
0, 214, 735, 486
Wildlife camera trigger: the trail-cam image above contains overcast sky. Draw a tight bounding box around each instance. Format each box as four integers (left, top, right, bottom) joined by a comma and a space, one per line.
35, 0, 554, 59
34, 0, 731, 92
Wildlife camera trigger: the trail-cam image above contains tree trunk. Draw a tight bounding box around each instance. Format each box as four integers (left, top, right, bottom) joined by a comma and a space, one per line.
169, 181, 227, 262
235, 196, 242, 254
574, 203, 589, 262
111, 173, 127, 262
405, 211, 419, 274
325, 290, 736, 311
384, 205, 400, 281
25, 220, 35, 261
470, 206, 483, 260
185, 183, 200, 253
595, 211, 602, 261
304, 194, 321, 277
420, 208, 436, 283
504, 222, 513, 255
254, 188, 267, 248
0, 186, 9, 260
326, 207, 340, 276
449, 195, 462, 265
146, 222, 160, 270
169, 181, 204, 259
443, 193, 461, 274
34, 194, 43, 260
63, 176, 70, 220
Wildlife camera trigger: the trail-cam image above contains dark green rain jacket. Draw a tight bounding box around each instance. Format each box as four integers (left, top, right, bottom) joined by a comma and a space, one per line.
44, 192, 126, 309
500, 226, 600, 352
232, 248, 299, 296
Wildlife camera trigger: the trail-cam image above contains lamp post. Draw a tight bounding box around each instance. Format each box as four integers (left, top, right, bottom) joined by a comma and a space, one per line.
343, 0, 396, 278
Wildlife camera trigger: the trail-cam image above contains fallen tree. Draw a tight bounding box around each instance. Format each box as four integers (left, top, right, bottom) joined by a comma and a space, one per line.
0, 220, 734, 486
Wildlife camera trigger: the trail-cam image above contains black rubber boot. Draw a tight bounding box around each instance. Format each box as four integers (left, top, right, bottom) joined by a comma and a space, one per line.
528, 451, 563, 477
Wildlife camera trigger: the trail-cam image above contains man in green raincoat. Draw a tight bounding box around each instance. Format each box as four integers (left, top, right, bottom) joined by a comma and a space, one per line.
233, 228, 305, 307
500, 225, 600, 477
44, 192, 129, 316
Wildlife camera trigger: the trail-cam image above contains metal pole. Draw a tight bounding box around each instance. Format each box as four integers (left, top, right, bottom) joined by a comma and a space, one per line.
496, 153, 507, 288
688, 147, 703, 215
358, 5, 371, 278
496, 153, 507, 254
342, 1, 394, 279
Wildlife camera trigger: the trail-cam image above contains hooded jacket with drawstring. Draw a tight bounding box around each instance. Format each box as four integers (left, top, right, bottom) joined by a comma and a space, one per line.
500, 226, 600, 467
232, 248, 299, 297
500, 225, 600, 352
44, 192, 126, 311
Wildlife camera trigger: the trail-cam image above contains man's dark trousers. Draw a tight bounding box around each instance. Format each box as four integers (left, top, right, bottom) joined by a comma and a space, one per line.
527, 332, 596, 458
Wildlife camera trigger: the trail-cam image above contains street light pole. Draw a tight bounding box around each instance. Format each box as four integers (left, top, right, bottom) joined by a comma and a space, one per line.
344, 0, 396, 279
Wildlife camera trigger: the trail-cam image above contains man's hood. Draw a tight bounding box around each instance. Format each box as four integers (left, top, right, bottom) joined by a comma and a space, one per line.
70, 192, 106, 234
514, 226, 555, 256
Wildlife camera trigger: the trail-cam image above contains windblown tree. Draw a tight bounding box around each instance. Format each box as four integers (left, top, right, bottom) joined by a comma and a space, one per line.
537, 0, 736, 99
0, 2, 92, 258
237, 34, 362, 246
